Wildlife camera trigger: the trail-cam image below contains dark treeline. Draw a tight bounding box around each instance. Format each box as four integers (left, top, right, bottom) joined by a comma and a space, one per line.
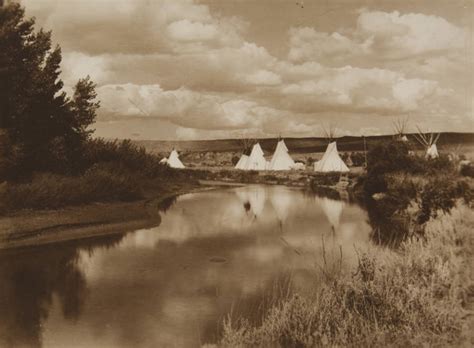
0, 3, 185, 213
0, 3, 100, 178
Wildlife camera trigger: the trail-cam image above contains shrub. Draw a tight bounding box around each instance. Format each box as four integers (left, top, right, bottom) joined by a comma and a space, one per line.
362, 173, 388, 195
418, 176, 472, 224
1, 167, 143, 211
460, 163, 474, 178
350, 152, 366, 167
367, 140, 421, 176
423, 154, 455, 175
81, 138, 172, 179
310, 173, 340, 187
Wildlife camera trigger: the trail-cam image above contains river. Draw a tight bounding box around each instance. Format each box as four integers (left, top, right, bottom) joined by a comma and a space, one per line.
0, 185, 373, 347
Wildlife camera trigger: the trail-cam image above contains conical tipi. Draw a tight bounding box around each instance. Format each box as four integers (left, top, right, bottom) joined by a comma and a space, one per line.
235, 154, 249, 169
393, 117, 409, 142
269, 139, 295, 170
166, 149, 185, 168
245, 143, 267, 170
314, 142, 349, 172
426, 144, 439, 159
413, 126, 440, 159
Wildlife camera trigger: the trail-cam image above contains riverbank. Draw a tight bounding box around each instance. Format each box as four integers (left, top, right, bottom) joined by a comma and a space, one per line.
219, 203, 474, 347
0, 180, 213, 249
0, 165, 367, 249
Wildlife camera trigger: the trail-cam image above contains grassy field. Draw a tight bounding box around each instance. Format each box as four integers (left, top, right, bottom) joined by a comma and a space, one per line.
219, 204, 474, 347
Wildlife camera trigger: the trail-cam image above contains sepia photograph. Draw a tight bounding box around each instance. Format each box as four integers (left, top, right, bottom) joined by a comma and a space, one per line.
0, 0, 473, 347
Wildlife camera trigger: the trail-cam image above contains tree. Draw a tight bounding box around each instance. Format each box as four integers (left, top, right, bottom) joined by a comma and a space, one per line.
0, 3, 99, 177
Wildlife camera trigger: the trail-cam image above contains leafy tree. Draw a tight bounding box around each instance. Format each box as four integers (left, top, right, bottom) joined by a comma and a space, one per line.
0, 3, 99, 177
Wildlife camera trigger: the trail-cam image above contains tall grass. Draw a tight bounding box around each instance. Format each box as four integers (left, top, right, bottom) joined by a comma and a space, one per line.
0, 166, 143, 212
0, 139, 184, 213
219, 205, 473, 347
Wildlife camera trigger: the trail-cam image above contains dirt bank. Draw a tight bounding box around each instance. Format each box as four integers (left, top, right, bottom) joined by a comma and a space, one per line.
0, 182, 214, 250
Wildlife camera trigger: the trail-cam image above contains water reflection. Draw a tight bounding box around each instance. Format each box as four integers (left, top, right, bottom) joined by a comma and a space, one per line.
0, 234, 124, 347
0, 185, 372, 347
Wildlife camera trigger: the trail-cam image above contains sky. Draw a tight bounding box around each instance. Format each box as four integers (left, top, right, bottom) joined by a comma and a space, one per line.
21, 0, 473, 140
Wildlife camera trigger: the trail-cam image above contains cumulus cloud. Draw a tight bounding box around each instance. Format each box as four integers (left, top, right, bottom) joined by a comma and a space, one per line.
243, 70, 282, 86
22, 0, 246, 55
97, 83, 287, 131
277, 65, 448, 113
21, 1, 473, 138
288, 27, 371, 64
357, 10, 467, 58
288, 9, 469, 63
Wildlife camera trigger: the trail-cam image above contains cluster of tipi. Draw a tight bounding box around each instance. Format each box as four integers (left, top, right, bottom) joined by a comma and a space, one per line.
235, 138, 349, 172
159, 119, 441, 171
394, 119, 440, 159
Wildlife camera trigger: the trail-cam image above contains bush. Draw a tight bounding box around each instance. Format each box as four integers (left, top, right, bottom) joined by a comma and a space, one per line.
350, 152, 366, 167
362, 173, 388, 195
460, 163, 474, 178
418, 176, 472, 223
367, 140, 421, 176
423, 155, 455, 175
81, 138, 172, 178
0, 166, 143, 211
310, 173, 340, 187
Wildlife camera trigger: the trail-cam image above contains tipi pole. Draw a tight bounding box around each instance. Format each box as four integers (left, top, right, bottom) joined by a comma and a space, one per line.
363, 135, 368, 168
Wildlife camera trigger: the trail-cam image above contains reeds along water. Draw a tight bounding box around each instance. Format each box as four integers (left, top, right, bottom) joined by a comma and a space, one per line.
219, 204, 473, 347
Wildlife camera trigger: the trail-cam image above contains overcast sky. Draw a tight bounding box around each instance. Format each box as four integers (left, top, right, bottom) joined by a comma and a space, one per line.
22, 0, 473, 140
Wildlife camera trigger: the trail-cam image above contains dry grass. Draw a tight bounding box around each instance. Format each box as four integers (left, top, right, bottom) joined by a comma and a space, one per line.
219, 205, 473, 347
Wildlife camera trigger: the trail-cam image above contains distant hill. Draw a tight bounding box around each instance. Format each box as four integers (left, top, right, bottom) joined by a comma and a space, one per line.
133, 132, 474, 155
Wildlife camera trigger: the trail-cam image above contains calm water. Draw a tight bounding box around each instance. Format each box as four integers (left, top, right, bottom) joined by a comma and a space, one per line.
0, 185, 372, 348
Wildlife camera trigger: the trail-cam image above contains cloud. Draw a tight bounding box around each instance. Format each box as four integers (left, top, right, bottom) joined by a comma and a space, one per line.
22, 0, 246, 55
277, 65, 447, 113
167, 19, 218, 42
288, 9, 469, 63
243, 70, 282, 86
21, 1, 473, 138
288, 27, 371, 64
356, 10, 467, 58
97, 83, 287, 132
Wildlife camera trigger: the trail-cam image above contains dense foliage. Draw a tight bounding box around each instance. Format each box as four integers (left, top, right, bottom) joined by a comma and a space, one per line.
0, 3, 99, 178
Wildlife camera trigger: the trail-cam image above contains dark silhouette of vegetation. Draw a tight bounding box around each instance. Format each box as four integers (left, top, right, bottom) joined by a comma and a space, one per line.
349, 151, 365, 167
0, 3, 99, 178
0, 3, 185, 213
460, 162, 474, 177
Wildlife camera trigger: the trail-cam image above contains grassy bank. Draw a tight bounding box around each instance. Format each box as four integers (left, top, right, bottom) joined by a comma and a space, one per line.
219, 204, 473, 347
0, 139, 200, 214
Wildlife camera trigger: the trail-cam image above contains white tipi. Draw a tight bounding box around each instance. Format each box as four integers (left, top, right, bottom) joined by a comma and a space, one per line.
269, 139, 295, 170
166, 149, 185, 168
245, 143, 267, 170
393, 117, 409, 142
235, 154, 249, 170
414, 126, 440, 159
314, 142, 349, 173
426, 144, 439, 159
